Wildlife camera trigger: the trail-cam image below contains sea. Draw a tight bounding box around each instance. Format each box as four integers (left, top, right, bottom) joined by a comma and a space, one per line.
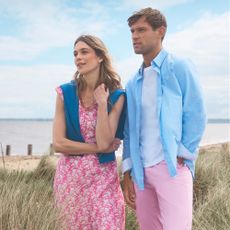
0, 119, 229, 156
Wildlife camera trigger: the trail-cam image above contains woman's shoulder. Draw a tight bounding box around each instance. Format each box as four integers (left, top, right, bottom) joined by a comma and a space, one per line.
56, 80, 77, 100
111, 88, 126, 95
110, 88, 125, 98
109, 88, 126, 106
59, 80, 76, 89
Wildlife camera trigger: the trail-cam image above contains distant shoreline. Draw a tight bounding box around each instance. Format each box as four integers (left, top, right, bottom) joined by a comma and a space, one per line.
0, 118, 53, 122
0, 118, 230, 123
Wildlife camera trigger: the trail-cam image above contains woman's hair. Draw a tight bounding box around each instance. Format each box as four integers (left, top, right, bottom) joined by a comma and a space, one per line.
73, 35, 122, 93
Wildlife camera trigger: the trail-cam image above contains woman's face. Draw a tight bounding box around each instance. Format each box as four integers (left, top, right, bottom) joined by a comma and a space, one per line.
74, 41, 102, 75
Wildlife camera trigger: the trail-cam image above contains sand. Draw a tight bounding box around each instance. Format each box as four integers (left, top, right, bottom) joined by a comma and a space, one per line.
0, 155, 59, 171
0, 142, 229, 171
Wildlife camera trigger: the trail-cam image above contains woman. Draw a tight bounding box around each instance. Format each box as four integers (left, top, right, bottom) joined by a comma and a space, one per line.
53, 35, 126, 229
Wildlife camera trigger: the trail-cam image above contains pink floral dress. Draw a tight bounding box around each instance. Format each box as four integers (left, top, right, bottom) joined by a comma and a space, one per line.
53, 88, 125, 230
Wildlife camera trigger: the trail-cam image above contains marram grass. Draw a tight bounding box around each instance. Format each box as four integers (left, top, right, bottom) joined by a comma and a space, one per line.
0, 156, 61, 230
0, 143, 229, 230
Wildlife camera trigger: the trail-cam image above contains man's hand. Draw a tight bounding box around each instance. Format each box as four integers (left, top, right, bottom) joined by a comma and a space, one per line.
177, 156, 185, 165
123, 171, 136, 210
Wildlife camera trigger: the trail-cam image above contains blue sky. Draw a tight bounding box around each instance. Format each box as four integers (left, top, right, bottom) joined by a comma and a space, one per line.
0, 0, 229, 119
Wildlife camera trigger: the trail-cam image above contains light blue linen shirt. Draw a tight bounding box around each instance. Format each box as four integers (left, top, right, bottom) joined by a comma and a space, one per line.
122, 49, 206, 190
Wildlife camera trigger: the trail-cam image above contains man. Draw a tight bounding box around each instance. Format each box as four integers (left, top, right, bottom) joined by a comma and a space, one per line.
122, 8, 206, 230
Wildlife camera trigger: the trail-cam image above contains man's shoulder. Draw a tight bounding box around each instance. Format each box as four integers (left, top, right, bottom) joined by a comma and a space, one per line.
168, 52, 193, 70
162, 52, 194, 80
165, 52, 188, 67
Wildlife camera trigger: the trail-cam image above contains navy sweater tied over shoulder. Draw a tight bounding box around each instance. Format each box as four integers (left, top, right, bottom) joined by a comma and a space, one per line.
60, 80, 126, 163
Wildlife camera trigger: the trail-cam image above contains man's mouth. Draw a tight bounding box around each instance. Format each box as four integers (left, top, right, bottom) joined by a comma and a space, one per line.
133, 42, 141, 48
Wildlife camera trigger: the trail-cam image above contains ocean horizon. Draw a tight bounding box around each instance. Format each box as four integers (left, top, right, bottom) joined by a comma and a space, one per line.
0, 118, 229, 123
0, 119, 229, 156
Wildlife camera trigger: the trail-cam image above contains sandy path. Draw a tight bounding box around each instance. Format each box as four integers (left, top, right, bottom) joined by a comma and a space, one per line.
0, 142, 229, 171
0, 155, 59, 171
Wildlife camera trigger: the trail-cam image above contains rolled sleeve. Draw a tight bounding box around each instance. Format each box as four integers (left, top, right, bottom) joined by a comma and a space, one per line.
177, 143, 198, 160
122, 157, 132, 173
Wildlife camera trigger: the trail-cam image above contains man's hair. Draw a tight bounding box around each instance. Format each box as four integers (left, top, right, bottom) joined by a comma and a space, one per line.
128, 7, 167, 30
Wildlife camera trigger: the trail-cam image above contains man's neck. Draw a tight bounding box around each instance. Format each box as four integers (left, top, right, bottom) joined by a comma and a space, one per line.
143, 46, 162, 67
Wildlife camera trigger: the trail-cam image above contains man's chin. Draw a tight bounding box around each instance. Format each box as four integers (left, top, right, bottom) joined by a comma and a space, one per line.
134, 49, 143, 54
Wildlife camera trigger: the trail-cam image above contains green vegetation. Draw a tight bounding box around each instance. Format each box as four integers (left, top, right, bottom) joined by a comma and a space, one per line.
0, 143, 229, 230
193, 143, 230, 230
0, 157, 60, 230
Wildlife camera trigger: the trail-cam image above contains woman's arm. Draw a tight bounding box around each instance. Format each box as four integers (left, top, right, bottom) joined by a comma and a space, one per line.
94, 84, 125, 150
52, 94, 100, 155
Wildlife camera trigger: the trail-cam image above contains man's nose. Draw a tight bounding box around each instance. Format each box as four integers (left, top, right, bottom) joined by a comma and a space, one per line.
132, 31, 139, 40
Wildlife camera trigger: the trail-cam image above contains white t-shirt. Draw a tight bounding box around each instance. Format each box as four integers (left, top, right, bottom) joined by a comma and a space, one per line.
140, 66, 164, 167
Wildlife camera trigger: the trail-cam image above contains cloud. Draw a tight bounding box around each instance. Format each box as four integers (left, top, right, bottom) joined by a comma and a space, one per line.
0, 0, 118, 61
164, 11, 230, 118
119, 0, 193, 10
164, 12, 229, 76
200, 74, 230, 118
0, 1, 229, 119
0, 64, 74, 118
115, 55, 142, 85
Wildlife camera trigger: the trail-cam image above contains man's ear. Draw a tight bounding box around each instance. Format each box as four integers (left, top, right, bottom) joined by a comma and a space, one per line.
159, 26, 166, 38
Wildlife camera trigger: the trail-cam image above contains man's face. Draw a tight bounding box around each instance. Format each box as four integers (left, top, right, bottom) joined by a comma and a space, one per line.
130, 16, 163, 55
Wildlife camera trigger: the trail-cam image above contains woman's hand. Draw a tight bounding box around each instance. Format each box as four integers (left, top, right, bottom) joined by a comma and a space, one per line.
94, 83, 109, 106
101, 138, 121, 153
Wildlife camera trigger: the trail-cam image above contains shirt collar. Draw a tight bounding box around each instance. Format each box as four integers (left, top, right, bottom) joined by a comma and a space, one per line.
137, 48, 168, 79
151, 48, 168, 69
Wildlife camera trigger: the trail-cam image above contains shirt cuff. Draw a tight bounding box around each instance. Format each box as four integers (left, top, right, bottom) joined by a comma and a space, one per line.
122, 157, 132, 173
177, 143, 198, 160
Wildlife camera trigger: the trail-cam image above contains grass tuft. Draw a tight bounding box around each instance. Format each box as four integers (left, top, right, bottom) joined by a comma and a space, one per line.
0, 143, 229, 229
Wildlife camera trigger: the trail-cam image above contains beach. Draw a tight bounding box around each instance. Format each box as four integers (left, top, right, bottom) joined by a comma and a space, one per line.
0, 155, 59, 171
1, 142, 229, 171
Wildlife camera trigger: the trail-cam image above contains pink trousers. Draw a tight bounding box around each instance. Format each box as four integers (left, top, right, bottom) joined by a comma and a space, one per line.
135, 161, 193, 230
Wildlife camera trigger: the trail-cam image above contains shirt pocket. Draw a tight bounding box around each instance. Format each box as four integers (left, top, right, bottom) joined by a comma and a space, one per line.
161, 91, 182, 140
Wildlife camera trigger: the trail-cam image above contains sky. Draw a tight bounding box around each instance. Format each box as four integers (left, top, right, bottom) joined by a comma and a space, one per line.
0, 0, 229, 119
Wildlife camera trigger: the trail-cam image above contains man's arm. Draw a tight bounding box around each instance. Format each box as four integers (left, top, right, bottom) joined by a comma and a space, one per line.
175, 58, 206, 160
122, 115, 133, 172
122, 111, 136, 209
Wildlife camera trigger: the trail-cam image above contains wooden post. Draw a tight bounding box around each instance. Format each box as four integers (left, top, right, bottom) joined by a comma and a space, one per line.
27, 144, 32, 155
6, 145, 11, 156
49, 143, 54, 155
